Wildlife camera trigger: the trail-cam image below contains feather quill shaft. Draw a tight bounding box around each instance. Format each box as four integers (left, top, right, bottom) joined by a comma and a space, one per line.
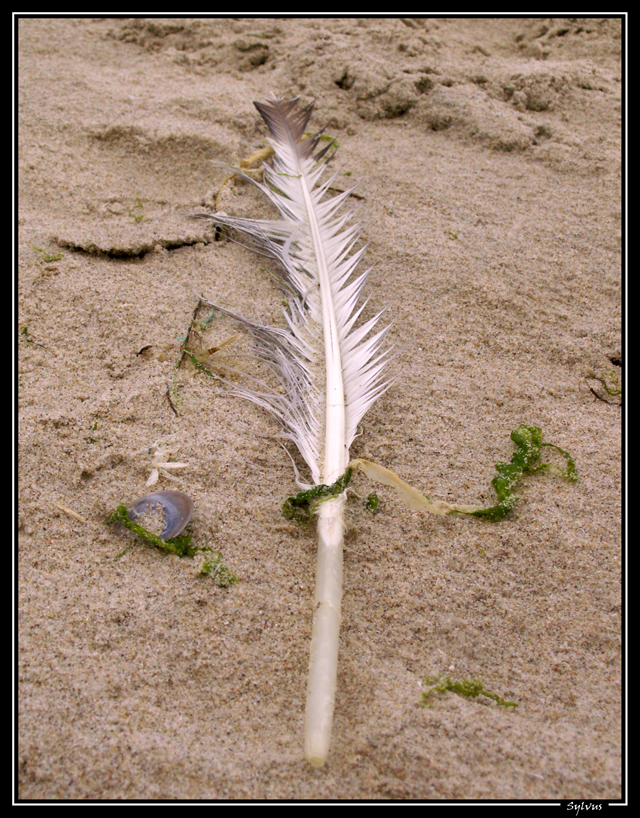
198, 97, 391, 766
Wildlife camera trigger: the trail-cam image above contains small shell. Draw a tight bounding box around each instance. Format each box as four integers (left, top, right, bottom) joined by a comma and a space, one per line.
127, 490, 194, 540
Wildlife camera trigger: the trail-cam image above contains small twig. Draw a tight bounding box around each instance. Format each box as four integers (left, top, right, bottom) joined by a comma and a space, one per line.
166, 385, 179, 416
588, 384, 611, 403
167, 299, 210, 415
178, 299, 206, 369
55, 503, 89, 524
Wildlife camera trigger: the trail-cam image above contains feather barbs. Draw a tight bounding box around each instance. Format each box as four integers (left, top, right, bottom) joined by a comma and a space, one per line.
197, 96, 392, 488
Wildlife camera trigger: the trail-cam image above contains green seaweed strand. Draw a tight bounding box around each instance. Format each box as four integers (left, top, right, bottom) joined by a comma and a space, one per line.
109, 503, 197, 556
184, 348, 221, 380
109, 504, 238, 587
421, 675, 518, 708
199, 549, 239, 587
283, 425, 576, 524
468, 424, 577, 521
283, 467, 355, 523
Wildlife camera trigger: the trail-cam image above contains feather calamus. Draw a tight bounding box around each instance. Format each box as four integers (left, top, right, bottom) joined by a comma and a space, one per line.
198, 97, 392, 766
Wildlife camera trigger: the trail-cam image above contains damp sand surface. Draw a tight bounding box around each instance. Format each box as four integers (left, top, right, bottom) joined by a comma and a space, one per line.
18, 17, 622, 800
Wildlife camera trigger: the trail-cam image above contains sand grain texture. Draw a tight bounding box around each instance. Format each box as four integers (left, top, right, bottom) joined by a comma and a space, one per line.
18, 17, 622, 800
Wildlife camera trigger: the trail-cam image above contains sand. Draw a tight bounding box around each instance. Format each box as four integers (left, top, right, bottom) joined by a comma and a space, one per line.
17, 16, 622, 801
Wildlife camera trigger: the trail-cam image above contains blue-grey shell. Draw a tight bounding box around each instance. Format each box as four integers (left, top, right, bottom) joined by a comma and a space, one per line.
127, 490, 194, 540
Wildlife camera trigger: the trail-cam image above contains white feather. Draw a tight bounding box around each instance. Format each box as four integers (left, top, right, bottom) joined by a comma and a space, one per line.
196, 97, 392, 765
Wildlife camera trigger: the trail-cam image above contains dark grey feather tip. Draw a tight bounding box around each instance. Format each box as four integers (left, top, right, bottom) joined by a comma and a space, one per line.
254, 97, 315, 143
